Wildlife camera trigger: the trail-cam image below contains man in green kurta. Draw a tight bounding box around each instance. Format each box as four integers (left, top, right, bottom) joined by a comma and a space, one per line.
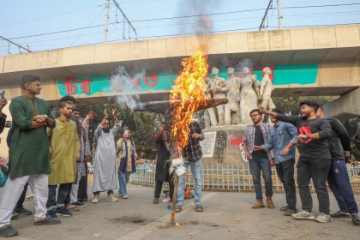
47, 101, 80, 218
0, 74, 60, 238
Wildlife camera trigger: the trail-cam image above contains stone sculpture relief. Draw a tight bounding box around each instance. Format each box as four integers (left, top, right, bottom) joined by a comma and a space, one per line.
210, 67, 228, 126
259, 67, 276, 110
225, 67, 240, 125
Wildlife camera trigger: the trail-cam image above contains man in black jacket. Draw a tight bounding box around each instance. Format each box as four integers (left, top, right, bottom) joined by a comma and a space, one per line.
261, 100, 333, 223
316, 106, 360, 225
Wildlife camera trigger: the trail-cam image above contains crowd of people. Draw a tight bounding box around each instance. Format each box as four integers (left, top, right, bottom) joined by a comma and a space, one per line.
0, 74, 359, 238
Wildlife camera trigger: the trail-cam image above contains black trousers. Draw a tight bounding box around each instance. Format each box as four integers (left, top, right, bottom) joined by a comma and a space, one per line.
78, 163, 88, 201
47, 184, 72, 210
276, 159, 296, 211
297, 157, 331, 214
154, 180, 174, 201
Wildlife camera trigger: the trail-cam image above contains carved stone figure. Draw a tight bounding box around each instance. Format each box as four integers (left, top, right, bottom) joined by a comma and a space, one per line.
225, 67, 240, 125
259, 67, 276, 110
239, 67, 260, 125
210, 67, 228, 125
204, 77, 218, 128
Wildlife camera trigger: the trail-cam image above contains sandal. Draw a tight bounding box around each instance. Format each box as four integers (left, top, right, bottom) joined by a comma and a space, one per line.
175, 205, 182, 213
195, 205, 203, 212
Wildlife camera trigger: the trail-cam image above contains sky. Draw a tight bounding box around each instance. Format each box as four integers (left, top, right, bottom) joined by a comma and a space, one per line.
0, 0, 359, 56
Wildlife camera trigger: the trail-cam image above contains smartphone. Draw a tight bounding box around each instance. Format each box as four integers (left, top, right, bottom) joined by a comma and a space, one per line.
0, 90, 5, 98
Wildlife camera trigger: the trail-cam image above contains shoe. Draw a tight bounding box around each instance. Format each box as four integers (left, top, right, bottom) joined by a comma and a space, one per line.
315, 213, 331, 223
292, 210, 316, 220
175, 205, 182, 213
121, 195, 128, 199
351, 213, 360, 225
280, 205, 288, 211
266, 197, 274, 209
66, 204, 80, 212
107, 194, 118, 202
92, 194, 99, 203
284, 208, 297, 216
11, 211, 19, 220
153, 198, 159, 204
47, 209, 58, 219
195, 205, 204, 212
56, 207, 73, 217
330, 211, 350, 218
34, 216, 61, 225
71, 202, 85, 208
252, 200, 265, 209
0, 225, 18, 237
14, 206, 32, 215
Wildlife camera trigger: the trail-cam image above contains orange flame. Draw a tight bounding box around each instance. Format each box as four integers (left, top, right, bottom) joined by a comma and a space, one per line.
170, 49, 209, 155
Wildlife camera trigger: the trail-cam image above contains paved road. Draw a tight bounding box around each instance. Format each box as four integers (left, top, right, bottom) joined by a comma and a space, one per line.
4, 184, 360, 240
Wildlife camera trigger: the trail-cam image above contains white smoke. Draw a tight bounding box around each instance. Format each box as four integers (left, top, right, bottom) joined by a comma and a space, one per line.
110, 66, 145, 110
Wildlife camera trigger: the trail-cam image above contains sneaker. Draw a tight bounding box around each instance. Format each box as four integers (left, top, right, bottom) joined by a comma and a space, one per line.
280, 205, 288, 211
47, 209, 58, 219
292, 210, 316, 220
284, 208, 297, 216
71, 202, 85, 208
56, 207, 73, 217
121, 195, 128, 199
107, 194, 118, 202
315, 213, 331, 223
266, 197, 274, 209
0, 225, 18, 237
92, 194, 99, 203
14, 206, 32, 215
34, 216, 61, 225
153, 198, 159, 204
351, 213, 360, 225
330, 211, 350, 218
252, 200, 265, 209
175, 205, 182, 213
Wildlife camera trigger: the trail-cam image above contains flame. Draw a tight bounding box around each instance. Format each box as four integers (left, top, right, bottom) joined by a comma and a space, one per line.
170, 49, 209, 155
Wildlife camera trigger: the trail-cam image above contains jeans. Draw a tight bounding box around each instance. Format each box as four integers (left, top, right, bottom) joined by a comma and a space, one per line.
47, 183, 72, 210
249, 157, 273, 200
276, 159, 296, 211
297, 157, 331, 214
328, 160, 358, 214
177, 158, 202, 206
118, 171, 131, 197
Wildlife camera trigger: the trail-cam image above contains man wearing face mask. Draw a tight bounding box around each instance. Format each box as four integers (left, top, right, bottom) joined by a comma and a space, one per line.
260, 101, 333, 223
92, 109, 121, 203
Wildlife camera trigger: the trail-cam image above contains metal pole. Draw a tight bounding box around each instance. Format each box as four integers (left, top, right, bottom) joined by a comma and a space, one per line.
259, 0, 273, 31
104, 0, 110, 42
277, 0, 282, 30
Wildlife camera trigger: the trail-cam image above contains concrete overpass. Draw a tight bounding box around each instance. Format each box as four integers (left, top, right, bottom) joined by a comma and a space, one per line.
0, 24, 360, 118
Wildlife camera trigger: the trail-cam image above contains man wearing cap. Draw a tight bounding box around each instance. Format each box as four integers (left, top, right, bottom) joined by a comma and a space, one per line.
260, 100, 333, 223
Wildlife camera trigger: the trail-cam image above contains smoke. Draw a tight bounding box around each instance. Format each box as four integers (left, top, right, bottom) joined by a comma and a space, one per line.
177, 0, 219, 35
110, 66, 144, 110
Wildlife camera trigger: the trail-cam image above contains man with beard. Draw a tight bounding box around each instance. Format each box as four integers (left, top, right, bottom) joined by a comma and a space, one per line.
260, 100, 332, 223
256, 108, 298, 216
316, 106, 360, 225
47, 101, 80, 218
92, 109, 121, 203
243, 109, 274, 209
0, 75, 59, 238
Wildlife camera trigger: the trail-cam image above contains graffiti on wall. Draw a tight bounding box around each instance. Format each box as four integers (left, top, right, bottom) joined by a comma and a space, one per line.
57, 64, 319, 96
214, 131, 227, 163
229, 135, 248, 163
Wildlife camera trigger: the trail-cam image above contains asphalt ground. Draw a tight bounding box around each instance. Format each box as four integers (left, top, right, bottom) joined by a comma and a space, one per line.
2, 183, 360, 240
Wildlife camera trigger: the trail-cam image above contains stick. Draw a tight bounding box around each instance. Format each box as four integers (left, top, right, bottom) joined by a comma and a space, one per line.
171, 173, 178, 224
